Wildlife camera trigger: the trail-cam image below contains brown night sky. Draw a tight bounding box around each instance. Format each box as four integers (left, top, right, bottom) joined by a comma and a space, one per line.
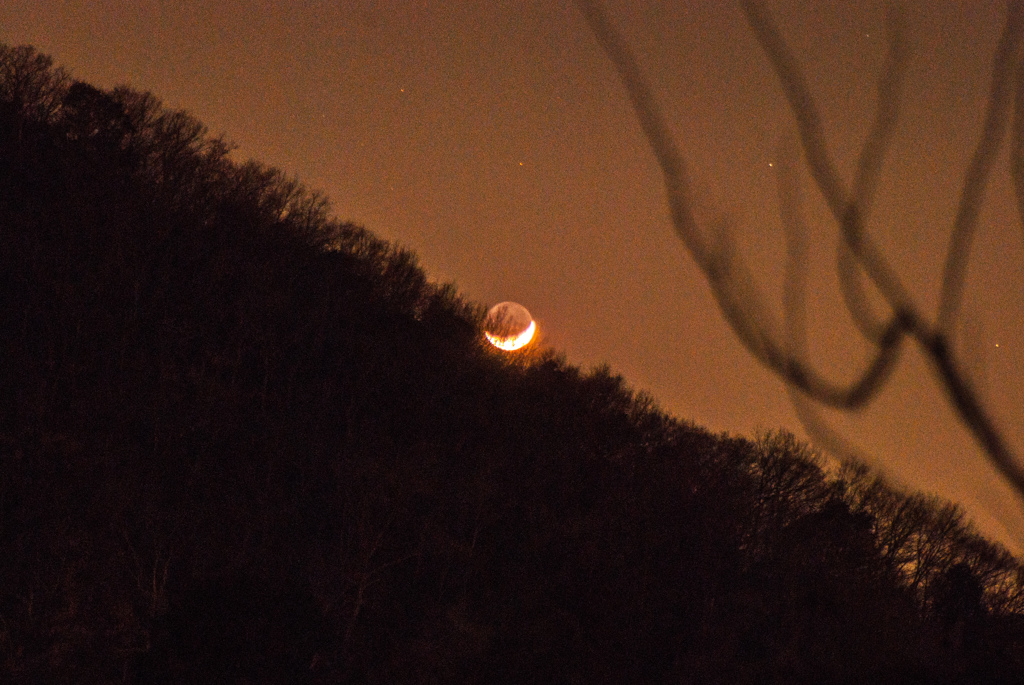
3, 1, 1022, 549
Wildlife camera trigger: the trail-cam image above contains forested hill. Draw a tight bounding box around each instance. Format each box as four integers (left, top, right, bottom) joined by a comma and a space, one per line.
2, 44, 1024, 683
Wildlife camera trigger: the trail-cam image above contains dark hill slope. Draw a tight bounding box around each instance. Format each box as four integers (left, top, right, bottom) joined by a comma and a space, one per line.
2, 45, 1024, 684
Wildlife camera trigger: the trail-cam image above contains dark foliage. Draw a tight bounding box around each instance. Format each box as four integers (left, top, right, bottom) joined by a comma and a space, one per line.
1, 45, 1023, 683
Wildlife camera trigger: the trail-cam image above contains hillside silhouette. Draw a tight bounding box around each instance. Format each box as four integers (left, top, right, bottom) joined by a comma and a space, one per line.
2, 45, 1024, 683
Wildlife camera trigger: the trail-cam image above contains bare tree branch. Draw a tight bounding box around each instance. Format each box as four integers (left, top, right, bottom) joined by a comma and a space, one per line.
576, 0, 1024, 506
1012, 23, 1024, 234
839, 4, 911, 346
779, 134, 871, 464
577, 0, 906, 410
738, 0, 918, 318
938, 0, 1024, 333
853, 5, 910, 215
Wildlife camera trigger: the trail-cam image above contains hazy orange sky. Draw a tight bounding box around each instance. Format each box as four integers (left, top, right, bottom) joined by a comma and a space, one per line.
4, 1, 1022, 549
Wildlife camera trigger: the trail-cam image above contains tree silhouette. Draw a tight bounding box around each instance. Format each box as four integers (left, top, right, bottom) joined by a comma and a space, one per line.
576, 1, 1024, 505
4, 41, 1024, 682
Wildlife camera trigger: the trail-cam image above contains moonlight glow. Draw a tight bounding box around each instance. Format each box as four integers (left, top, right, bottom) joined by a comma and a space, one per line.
484, 302, 535, 351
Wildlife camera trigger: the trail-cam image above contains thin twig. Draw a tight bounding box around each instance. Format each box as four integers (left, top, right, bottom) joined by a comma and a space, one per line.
937, 0, 1024, 333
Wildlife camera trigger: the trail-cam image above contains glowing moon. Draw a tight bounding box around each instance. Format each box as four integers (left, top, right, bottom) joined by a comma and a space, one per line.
484, 301, 535, 351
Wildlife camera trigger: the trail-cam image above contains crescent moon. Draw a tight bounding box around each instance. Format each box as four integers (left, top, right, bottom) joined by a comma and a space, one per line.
485, 319, 536, 351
